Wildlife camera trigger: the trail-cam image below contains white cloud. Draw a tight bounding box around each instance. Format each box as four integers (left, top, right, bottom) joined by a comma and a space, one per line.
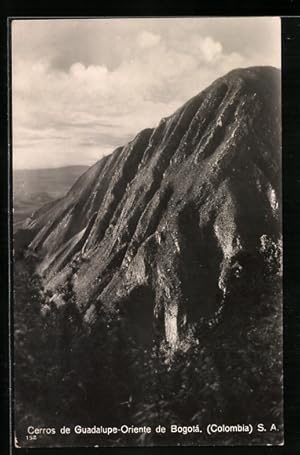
199, 37, 223, 62
12, 18, 281, 169
137, 31, 161, 48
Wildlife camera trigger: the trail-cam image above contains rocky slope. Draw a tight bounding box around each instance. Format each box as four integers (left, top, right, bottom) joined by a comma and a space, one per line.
15, 66, 281, 349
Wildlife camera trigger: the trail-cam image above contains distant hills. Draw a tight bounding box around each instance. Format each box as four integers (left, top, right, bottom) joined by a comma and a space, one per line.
15, 66, 281, 347
13, 165, 89, 229
14, 66, 283, 445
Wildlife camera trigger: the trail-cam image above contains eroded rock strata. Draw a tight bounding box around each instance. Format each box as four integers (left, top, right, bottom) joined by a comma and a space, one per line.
15, 66, 281, 349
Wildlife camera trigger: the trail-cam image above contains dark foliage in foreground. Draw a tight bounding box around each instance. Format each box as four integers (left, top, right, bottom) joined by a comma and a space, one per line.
14, 248, 283, 447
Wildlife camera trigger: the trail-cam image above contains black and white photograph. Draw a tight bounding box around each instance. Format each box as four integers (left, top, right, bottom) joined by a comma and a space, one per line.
12, 17, 283, 447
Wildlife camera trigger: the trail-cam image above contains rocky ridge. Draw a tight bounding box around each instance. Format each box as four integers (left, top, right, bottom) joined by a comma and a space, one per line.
15, 66, 282, 349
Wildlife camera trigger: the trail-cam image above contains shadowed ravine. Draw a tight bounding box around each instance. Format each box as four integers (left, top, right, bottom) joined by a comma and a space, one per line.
15, 66, 281, 348
14, 66, 283, 447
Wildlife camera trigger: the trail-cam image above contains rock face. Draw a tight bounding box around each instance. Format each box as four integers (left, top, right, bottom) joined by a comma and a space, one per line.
15, 66, 281, 349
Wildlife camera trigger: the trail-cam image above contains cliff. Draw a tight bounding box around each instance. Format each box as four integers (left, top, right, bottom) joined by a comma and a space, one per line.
15, 66, 281, 349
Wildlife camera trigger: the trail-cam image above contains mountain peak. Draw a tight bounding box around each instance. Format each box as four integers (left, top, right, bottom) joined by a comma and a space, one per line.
15, 66, 281, 349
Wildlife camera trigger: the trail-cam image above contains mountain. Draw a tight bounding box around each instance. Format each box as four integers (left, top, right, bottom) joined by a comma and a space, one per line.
14, 66, 282, 446
13, 165, 89, 229
15, 66, 281, 350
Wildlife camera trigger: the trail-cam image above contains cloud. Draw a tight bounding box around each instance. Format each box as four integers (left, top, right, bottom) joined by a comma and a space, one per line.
12, 18, 281, 169
198, 37, 223, 62
137, 31, 161, 48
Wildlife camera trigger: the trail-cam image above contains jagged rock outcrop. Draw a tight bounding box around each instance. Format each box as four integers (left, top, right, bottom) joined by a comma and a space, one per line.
15, 66, 281, 349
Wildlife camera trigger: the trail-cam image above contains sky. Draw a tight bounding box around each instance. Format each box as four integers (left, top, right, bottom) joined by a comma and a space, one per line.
12, 17, 281, 169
